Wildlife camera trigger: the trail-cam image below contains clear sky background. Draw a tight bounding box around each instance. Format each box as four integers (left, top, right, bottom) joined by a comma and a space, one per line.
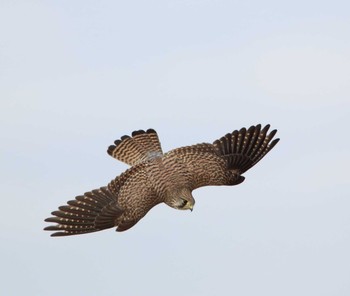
1, 1, 349, 295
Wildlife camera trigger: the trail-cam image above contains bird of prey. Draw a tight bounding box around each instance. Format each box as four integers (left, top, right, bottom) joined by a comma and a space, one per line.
44, 124, 279, 236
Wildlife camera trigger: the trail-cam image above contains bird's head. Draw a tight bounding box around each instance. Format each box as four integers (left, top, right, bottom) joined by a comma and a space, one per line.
165, 187, 195, 211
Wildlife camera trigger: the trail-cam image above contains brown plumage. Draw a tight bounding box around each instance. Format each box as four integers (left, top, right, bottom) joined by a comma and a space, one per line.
44, 124, 279, 237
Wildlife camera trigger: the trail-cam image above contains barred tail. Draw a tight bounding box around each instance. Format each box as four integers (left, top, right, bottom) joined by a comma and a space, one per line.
213, 124, 279, 174
107, 129, 163, 166
44, 187, 123, 237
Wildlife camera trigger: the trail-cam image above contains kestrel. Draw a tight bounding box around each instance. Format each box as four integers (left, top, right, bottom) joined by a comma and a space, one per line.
44, 124, 279, 236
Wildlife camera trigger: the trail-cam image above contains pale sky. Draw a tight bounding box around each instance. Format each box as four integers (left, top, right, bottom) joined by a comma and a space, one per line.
1, 1, 350, 295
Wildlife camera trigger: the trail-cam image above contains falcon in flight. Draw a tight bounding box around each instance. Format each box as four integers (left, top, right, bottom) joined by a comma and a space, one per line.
45, 124, 279, 236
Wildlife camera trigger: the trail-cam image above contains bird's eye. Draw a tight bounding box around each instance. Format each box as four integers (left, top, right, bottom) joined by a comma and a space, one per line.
180, 199, 188, 208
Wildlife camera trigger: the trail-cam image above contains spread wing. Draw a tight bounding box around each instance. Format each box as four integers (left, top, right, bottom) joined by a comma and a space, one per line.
44, 163, 159, 236
165, 124, 279, 190
44, 187, 123, 236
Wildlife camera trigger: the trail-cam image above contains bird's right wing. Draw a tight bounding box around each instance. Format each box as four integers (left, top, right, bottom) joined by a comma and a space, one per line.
108, 162, 161, 232
44, 163, 159, 236
44, 186, 124, 237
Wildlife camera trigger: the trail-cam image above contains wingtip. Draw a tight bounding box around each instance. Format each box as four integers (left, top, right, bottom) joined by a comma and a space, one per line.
44, 225, 58, 231
50, 232, 66, 237
268, 129, 278, 139
269, 138, 280, 149
44, 225, 61, 237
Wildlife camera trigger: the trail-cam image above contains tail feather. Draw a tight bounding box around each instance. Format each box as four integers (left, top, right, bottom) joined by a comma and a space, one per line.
107, 129, 163, 166
213, 124, 279, 174
44, 187, 123, 237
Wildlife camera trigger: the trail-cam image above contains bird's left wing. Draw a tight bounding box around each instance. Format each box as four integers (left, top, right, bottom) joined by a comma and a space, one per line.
164, 124, 279, 190
164, 143, 231, 190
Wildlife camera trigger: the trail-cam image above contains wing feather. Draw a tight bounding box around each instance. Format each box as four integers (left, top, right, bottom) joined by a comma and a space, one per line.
165, 124, 279, 189
108, 162, 161, 232
164, 143, 230, 189
44, 163, 160, 236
